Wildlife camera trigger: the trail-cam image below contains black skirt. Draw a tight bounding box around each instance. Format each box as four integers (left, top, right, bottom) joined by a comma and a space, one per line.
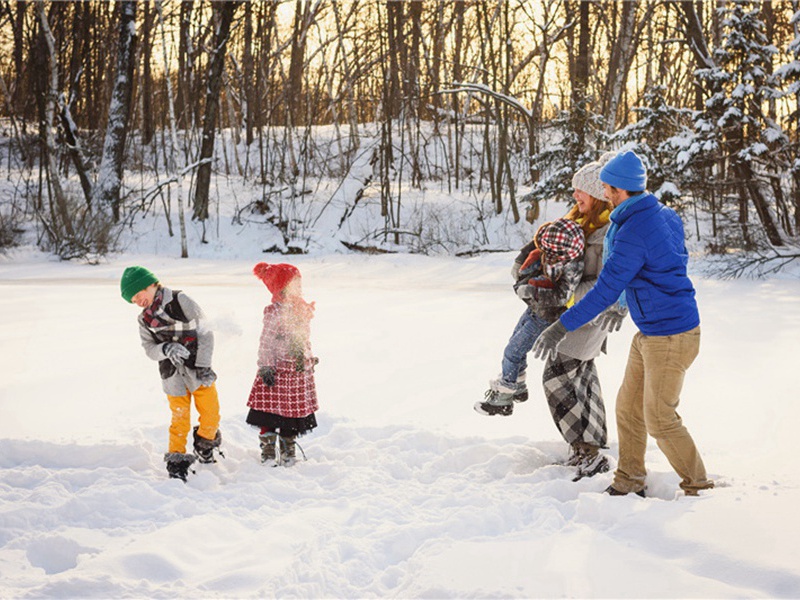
245, 408, 318, 437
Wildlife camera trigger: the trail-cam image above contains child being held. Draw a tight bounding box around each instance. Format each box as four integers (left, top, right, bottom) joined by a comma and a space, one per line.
246, 263, 319, 465
475, 218, 585, 416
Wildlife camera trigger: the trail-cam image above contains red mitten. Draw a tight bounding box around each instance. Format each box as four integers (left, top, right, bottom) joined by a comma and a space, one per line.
527, 276, 555, 289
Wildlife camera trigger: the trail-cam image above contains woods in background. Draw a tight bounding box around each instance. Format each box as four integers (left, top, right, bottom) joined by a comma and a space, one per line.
0, 0, 798, 260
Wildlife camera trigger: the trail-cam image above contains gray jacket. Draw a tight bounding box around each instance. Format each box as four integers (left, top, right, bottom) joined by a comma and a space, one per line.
555, 224, 611, 361
137, 287, 215, 396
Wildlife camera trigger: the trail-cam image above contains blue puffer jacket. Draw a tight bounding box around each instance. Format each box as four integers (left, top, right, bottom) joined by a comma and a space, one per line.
560, 193, 699, 336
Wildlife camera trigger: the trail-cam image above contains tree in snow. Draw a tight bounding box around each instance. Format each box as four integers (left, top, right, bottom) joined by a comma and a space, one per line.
192, 1, 241, 225
609, 86, 696, 210
776, 5, 800, 236
528, 96, 606, 205
92, 1, 137, 223
689, 0, 785, 248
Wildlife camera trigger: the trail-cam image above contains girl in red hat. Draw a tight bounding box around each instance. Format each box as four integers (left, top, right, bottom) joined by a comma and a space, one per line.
247, 263, 319, 465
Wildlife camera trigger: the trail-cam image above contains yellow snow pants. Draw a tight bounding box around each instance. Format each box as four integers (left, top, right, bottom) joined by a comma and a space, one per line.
167, 383, 220, 453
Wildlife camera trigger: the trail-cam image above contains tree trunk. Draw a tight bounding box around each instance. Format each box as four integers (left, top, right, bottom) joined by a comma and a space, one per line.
604, 0, 639, 130
192, 1, 240, 222
734, 162, 784, 246
288, 0, 310, 126
572, 0, 591, 147
176, 1, 193, 131
11, 0, 26, 113
93, 0, 137, 221
35, 0, 72, 236
243, 1, 254, 146
141, 1, 155, 146
156, 0, 188, 258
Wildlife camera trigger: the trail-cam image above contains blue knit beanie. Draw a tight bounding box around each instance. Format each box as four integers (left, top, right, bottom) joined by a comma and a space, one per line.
599, 151, 647, 192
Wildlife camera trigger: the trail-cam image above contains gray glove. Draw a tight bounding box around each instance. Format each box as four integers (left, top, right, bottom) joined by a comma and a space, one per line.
516, 284, 537, 301
511, 261, 522, 281
163, 343, 191, 366
532, 319, 568, 362
594, 305, 628, 332
196, 367, 217, 387
259, 366, 276, 387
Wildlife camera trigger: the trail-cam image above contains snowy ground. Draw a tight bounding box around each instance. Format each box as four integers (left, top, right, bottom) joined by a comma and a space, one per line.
1, 249, 800, 598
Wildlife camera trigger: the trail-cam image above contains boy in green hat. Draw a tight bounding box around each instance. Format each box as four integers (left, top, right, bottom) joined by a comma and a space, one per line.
120, 266, 223, 481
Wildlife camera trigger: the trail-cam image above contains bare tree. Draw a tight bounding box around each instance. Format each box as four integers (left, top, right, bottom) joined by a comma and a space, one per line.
93, 0, 137, 221
34, 0, 71, 235
603, 1, 657, 131
192, 0, 240, 223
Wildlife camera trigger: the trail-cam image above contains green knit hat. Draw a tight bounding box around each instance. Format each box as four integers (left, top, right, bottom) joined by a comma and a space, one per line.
120, 266, 159, 303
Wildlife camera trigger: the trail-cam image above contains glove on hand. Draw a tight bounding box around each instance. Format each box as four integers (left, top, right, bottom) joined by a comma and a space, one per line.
532, 319, 568, 362
527, 276, 555, 289
196, 367, 217, 387
259, 366, 276, 387
594, 305, 628, 332
164, 343, 190, 366
516, 284, 537, 301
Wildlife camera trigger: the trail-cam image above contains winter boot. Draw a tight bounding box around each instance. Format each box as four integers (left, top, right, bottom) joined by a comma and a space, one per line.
193, 426, 223, 464
164, 452, 196, 482
474, 380, 516, 416
512, 371, 529, 403
605, 485, 646, 498
569, 442, 610, 481
259, 432, 278, 463
278, 435, 297, 466
573, 453, 610, 482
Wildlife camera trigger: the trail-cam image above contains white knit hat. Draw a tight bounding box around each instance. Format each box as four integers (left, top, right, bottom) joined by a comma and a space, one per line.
571, 162, 604, 199
571, 152, 616, 200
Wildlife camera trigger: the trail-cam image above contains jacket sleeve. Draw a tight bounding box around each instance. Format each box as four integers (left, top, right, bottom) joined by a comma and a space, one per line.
561, 232, 646, 331
138, 316, 168, 362
515, 239, 538, 265
177, 293, 215, 368
257, 307, 283, 367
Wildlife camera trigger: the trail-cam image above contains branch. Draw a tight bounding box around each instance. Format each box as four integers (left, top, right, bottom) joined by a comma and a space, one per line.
440, 82, 534, 123
139, 158, 212, 206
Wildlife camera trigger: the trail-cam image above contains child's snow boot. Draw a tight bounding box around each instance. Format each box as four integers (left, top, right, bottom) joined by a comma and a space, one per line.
164, 452, 196, 482
512, 371, 529, 403
259, 432, 278, 463
278, 435, 297, 466
193, 426, 223, 464
474, 380, 517, 416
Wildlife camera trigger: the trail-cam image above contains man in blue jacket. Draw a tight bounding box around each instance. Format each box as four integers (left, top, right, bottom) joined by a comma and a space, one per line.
533, 151, 713, 497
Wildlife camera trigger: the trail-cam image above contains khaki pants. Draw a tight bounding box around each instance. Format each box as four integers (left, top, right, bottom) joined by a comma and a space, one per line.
612, 326, 712, 494
167, 383, 220, 454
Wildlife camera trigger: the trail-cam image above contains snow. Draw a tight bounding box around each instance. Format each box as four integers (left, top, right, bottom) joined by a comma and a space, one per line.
2, 246, 800, 598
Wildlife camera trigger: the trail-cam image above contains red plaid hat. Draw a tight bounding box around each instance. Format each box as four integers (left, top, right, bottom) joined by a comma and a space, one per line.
535, 218, 585, 266
253, 262, 300, 302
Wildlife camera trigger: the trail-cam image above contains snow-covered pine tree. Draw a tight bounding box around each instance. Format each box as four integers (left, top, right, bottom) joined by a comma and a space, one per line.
528, 96, 605, 204
608, 86, 695, 210
776, 6, 800, 236
689, 0, 785, 247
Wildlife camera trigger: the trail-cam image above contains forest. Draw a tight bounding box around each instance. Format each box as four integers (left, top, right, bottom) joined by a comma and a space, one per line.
0, 0, 798, 267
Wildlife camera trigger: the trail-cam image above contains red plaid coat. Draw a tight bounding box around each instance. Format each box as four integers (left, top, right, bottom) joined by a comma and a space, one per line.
247, 300, 318, 418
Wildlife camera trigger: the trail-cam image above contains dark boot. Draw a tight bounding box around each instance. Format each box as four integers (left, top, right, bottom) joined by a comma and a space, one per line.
569, 442, 610, 481
605, 485, 646, 498
193, 426, 222, 464
259, 432, 278, 463
278, 435, 296, 465
164, 452, 196, 482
